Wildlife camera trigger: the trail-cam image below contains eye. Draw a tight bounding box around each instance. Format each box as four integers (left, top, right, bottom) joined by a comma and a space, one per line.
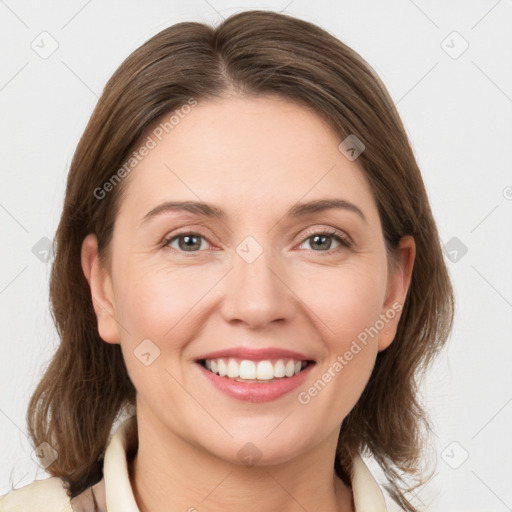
162, 227, 352, 255
297, 228, 351, 253
163, 231, 211, 253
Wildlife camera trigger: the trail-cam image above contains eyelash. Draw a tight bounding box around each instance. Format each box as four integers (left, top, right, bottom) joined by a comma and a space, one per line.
161, 227, 352, 256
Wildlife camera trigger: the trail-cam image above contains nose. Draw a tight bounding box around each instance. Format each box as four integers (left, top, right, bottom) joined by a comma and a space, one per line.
219, 243, 296, 329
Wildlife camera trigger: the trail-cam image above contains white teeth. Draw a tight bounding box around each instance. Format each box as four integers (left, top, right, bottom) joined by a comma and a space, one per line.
256, 361, 274, 380
227, 359, 239, 378
274, 360, 285, 378
202, 357, 308, 381
217, 359, 227, 377
239, 360, 256, 379
285, 360, 295, 377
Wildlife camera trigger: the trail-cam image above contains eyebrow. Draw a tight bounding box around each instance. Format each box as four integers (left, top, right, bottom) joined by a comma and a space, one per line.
140, 198, 367, 226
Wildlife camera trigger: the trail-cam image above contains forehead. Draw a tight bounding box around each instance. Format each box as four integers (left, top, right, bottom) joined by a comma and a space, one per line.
117, 95, 379, 226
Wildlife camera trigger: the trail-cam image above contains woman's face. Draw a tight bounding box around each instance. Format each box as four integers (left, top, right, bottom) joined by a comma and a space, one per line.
82, 94, 414, 466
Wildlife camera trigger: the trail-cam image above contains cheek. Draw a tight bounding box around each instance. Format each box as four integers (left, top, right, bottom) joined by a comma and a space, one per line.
110, 258, 233, 395
112, 261, 206, 405
113, 258, 218, 341
294, 263, 385, 414
296, 260, 387, 348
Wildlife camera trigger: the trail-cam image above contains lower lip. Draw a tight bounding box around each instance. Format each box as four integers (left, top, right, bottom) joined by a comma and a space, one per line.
196, 362, 315, 403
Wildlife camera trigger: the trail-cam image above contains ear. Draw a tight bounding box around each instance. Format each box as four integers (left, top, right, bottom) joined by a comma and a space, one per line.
81, 233, 120, 344
378, 235, 416, 352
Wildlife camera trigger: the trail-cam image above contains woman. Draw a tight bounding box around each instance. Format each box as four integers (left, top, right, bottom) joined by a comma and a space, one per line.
0, 9, 454, 512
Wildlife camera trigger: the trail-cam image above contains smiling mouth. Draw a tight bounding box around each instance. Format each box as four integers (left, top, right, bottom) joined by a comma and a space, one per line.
198, 358, 315, 383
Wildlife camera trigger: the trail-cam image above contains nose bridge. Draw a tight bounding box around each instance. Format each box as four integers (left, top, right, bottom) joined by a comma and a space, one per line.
220, 234, 293, 328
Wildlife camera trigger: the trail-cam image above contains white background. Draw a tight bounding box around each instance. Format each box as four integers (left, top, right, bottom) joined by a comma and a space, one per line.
1, 1, 511, 511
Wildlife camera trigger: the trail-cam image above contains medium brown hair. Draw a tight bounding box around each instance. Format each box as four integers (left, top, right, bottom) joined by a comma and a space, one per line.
26, 10, 454, 510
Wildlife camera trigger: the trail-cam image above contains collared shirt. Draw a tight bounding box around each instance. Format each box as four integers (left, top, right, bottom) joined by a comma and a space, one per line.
0, 416, 388, 511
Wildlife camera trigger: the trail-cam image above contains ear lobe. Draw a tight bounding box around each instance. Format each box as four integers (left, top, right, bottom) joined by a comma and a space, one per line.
378, 235, 416, 352
81, 233, 120, 344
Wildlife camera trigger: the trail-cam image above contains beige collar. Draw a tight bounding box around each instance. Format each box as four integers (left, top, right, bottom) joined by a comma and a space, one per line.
72, 416, 387, 511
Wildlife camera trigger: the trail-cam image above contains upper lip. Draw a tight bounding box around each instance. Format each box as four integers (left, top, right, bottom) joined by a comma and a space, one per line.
196, 347, 315, 362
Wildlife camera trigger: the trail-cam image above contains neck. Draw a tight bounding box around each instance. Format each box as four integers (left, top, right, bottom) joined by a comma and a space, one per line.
129, 405, 354, 512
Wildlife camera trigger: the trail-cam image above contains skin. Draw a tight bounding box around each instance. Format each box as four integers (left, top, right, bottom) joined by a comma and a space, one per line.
81, 93, 415, 512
